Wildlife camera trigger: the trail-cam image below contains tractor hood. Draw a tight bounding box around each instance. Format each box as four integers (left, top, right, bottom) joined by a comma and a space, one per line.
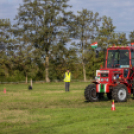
96, 68, 129, 84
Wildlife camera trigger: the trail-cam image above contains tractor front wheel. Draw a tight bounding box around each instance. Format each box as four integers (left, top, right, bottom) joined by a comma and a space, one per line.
112, 84, 128, 102
84, 84, 99, 102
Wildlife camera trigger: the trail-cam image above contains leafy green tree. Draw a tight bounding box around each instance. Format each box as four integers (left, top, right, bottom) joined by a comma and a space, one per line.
86, 16, 116, 78
97, 16, 116, 48
71, 9, 100, 81
117, 33, 127, 46
15, 0, 73, 82
15, 34, 39, 83
0, 19, 12, 79
48, 44, 78, 81
85, 49, 105, 79
129, 31, 134, 44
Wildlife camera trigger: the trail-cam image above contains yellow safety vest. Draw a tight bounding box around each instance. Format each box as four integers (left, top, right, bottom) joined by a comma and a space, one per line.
64, 72, 71, 82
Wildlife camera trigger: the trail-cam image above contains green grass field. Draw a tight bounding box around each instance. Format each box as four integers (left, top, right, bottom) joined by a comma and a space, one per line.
1, 82, 134, 134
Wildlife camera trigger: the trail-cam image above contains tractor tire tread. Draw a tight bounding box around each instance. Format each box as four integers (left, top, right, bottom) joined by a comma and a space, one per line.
112, 84, 128, 102
84, 84, 99, 102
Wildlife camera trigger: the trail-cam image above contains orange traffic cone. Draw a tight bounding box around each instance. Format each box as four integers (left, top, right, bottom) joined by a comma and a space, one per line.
111, 100, 115, 111
3, 88, 6, 94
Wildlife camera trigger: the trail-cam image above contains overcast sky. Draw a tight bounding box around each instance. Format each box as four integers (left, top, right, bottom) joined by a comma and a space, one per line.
0, 0, 134, 37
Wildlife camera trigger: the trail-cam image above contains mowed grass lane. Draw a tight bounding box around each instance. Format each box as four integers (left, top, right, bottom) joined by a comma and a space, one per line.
0, 82, 134, 134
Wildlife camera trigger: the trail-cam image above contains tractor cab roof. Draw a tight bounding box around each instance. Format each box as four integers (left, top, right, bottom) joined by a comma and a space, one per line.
107, 46, 134, 51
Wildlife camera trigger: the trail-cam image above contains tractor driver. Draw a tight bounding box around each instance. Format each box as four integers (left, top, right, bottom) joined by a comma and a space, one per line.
119, 52, 129, 65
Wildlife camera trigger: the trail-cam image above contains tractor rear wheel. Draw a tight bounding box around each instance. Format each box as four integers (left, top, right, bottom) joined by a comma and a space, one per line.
84, 84, 99, 102
112, 84, 128, 102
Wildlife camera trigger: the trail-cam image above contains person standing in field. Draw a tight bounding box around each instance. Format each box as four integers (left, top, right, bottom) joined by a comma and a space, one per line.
64, 69, 71, 92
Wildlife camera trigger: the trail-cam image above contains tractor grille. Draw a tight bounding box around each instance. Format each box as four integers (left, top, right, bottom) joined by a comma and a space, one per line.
101, 73, 108, 77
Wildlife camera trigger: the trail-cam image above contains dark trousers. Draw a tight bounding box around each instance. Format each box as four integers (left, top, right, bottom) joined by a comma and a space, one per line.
65, 82, 70, 91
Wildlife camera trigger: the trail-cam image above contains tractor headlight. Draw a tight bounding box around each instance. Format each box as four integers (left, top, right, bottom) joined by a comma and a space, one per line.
101, 78, 104, 82
106, 78, 109, 82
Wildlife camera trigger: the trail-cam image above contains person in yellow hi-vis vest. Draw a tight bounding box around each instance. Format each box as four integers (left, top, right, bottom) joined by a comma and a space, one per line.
64, 69, 71, 92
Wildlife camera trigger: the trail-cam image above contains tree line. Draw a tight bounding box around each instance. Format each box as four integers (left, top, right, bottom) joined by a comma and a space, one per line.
0, 0, 134, 83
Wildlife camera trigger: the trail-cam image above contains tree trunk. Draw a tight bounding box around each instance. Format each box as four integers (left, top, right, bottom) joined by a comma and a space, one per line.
45, 56, 50, 82
25, 74, 27, 84
82, 61, 87, 82
81, 37, 87, 82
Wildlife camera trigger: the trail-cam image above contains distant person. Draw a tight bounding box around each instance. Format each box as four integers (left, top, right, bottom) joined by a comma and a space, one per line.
64, 69, 71, 92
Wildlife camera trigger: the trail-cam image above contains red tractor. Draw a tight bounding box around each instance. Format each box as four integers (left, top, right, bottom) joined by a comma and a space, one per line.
84, 46, 134, 102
